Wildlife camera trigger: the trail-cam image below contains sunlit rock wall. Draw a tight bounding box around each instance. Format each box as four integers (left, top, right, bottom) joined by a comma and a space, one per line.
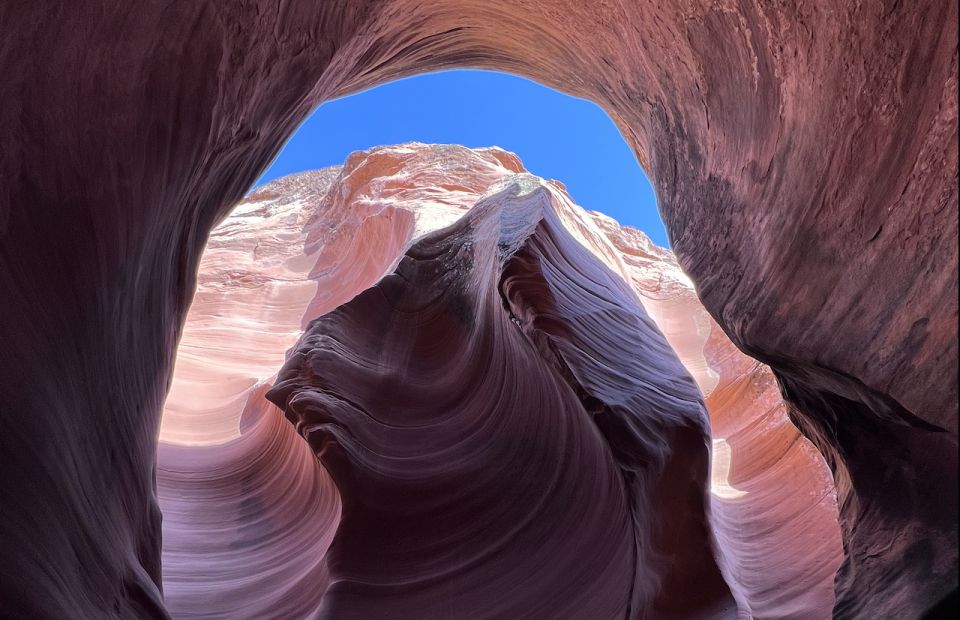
158, 145, 520, 617
158, 144, 841, 619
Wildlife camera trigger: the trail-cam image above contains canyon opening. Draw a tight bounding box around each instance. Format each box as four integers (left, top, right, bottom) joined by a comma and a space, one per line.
1, 3, 956, 620
157, 71, 843, 618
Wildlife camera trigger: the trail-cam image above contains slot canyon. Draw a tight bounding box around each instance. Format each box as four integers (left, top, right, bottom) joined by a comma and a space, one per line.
0, 2, 956, 619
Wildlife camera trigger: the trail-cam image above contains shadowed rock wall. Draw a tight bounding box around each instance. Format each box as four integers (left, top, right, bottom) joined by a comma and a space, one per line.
268, 176, 736, 618
0, 1, 956, 618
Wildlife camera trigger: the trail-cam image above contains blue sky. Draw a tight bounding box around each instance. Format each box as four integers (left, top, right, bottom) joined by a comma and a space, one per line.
256, 70, 667, 246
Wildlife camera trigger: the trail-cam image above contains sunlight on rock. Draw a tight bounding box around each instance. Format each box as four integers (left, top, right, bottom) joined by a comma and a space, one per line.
711, 438, 748, 500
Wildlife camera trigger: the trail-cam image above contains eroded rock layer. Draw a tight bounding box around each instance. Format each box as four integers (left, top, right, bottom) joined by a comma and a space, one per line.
159, 145, 521, 445
157, 146, 517, 617
158, 385, 340, 619
267, 171, 735, 618
591, 215, 845, 619
1, 1, 957, 617
158, 144, 842, 618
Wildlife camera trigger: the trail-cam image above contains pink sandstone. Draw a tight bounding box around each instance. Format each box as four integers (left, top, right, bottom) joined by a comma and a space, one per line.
0, 2, 956, 617
157, 144, 843, 618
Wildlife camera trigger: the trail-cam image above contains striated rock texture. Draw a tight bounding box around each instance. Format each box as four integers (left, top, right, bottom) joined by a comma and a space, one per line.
1, 1, 956, 618
160, 146, 522, 445
159, 167, 342, 445
158, 384, 340, 619
591, 216, 845, 619
266, 164, 736, 619
154, 143, 842, 618
156, 145, 525, 617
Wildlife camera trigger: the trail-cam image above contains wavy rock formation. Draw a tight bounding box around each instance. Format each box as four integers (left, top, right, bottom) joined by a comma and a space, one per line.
267, 167, 736, 619
591, 216, 845, 619
160, 146, 521, 444
160, 167, 341, 445
155, 144, 842, 618
158, 385, 340, 619
157, 146, 527, 617
1, 2, 956, 618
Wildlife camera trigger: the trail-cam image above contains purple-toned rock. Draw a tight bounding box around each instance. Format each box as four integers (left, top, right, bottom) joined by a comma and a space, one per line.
268, 165, 735, 618
1, 1, 955, 617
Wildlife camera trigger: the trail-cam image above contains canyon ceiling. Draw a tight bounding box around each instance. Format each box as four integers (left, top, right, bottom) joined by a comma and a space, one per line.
0, 1, 956, 619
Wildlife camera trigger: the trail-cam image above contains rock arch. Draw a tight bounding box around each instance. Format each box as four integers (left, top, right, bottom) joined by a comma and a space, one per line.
0, 1, 955, 618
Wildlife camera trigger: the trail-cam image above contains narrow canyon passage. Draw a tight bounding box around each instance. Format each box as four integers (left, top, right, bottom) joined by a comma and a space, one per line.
0, 1, 956, 618
157, 143, 842, 618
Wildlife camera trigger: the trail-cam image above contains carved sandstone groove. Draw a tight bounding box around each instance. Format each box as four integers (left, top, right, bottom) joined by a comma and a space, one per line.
158, 144, 843, 618
267, 176, 735, 618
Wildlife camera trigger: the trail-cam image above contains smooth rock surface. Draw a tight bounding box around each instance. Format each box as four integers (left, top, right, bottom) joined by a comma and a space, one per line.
158, 384, 340, 619
159, 144, 843, 618
159, 145, 520, 446
591, 215, 845, 619
157, 146, 529, 618
1, 1, 956, 617
267, 163, 736, 619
